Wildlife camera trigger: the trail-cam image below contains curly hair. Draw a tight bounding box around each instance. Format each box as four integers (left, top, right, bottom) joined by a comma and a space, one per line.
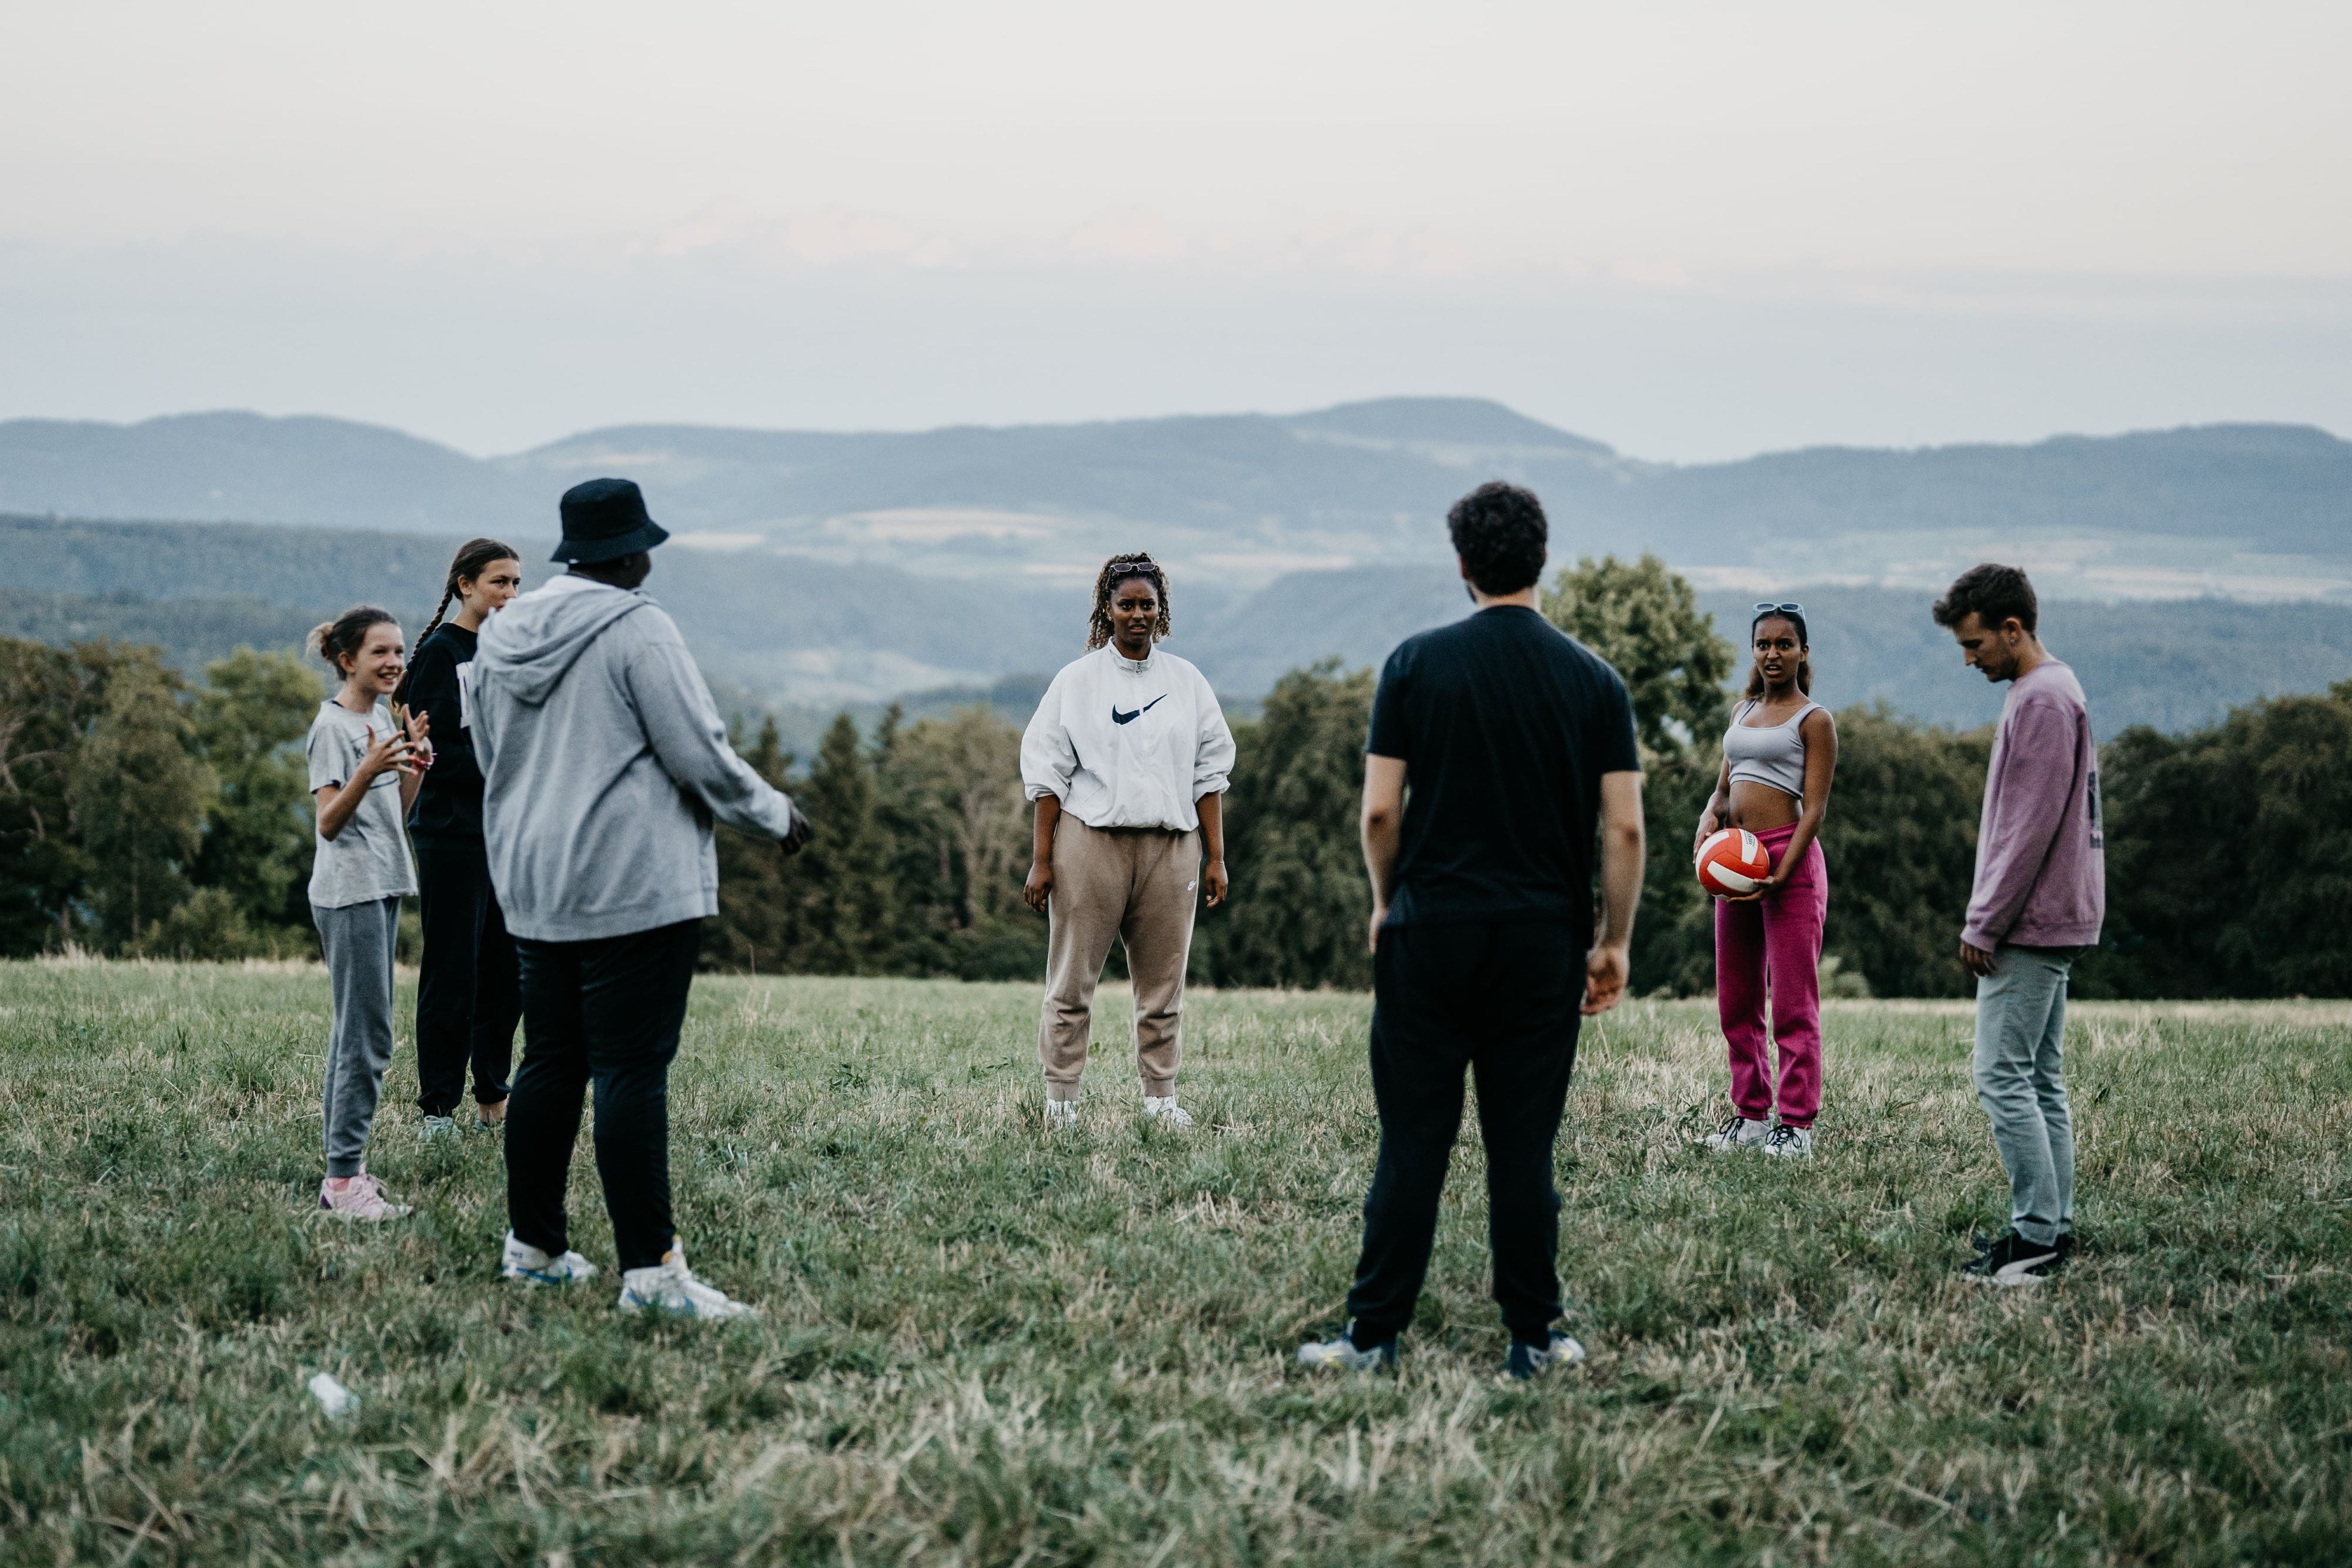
1085, 551, 1174, 650
1446, 482, 1549, 596
1932, 562, 2039, 634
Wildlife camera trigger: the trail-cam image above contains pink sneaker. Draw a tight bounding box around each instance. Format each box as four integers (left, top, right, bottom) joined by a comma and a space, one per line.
319, 1172, 412, 1221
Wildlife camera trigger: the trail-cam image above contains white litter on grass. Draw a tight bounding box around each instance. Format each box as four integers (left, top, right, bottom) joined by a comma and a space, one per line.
307, 1372, 358, 1418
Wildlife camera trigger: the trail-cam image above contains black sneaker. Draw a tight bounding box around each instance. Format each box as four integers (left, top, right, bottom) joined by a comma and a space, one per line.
1505, 1332, 1586, 1380
1961, 1229, 2064, 1287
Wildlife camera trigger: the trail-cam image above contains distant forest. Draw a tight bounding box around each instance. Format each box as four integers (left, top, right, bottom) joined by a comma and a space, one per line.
5, 554, 2348, 999
5, 514, 2352, 752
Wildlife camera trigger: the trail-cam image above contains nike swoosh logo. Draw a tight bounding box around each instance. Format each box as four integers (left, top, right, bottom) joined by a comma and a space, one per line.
1111, 695, 1168, 726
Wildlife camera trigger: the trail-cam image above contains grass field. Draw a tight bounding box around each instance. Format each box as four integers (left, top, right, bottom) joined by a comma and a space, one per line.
1, 961, 2347, 1566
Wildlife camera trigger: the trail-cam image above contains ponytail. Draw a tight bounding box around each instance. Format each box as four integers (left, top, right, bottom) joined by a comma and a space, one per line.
310, 606, 399, 678
393, 536, 519, 706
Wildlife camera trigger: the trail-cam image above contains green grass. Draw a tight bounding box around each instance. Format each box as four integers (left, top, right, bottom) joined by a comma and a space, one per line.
1, 961, 2347, 1565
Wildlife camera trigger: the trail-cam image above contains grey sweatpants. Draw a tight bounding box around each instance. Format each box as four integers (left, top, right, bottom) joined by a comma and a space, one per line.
316, 896, 402, 1178
1040, 818, 1200, 1099
1972, 944, 2076, 1246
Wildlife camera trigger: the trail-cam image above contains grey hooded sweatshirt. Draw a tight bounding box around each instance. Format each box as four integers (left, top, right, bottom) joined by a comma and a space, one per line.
462, 575, 801, 942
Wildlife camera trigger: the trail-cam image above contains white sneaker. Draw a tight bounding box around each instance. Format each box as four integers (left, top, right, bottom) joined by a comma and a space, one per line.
1044, 1098, 1080, 1129
1761, 1124, 1815, 1159
500, 1231, 598, 1286
420, 1114, 460, 1142
319, 1172, 410, 1221
616, 1253, 757, 1320
1142, 1095, 1194, 1127
1506, 1332, 1588, 1380
1702, 1114, 1772, 1154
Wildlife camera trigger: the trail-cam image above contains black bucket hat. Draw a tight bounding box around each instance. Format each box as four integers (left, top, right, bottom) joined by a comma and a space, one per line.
552, 477, 670, 564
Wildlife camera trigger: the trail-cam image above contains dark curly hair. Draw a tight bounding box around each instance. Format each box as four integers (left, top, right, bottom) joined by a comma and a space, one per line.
1085, 551, 1173, 650
1933, 563, 2039, 634
1446, 482, 1549, 596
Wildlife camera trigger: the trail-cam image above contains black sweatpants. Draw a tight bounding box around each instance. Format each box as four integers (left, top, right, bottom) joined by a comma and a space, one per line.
413, 839, 521, 1116
1347, 920, 1585, 1346
506, 920, 701, 1272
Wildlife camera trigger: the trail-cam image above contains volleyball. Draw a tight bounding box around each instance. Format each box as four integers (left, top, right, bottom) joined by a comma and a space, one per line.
1696, 828, 1773, 897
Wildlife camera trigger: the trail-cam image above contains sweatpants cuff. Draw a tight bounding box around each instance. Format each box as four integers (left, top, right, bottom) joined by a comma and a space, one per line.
1141, 1076, 1177, 1099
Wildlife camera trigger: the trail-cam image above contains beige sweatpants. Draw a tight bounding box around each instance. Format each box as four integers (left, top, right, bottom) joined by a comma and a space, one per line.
1040, 817, 1201, 1100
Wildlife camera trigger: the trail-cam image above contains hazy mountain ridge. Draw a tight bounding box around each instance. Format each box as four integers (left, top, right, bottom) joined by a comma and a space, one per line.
6, 400, 2345, 603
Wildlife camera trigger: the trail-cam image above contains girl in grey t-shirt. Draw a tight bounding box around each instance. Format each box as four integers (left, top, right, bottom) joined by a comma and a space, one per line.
304, 606, 430, 1221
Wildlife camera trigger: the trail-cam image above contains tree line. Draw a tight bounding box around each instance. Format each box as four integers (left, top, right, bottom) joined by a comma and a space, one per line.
4, 557, 2348, 998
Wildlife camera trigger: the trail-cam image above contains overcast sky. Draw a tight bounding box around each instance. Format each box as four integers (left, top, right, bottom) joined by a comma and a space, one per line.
4, 1, 2347, 459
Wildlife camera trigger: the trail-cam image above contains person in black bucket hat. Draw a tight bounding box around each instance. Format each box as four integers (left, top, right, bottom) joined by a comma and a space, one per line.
552, 477, 670, 565
462, 476, 812, 1318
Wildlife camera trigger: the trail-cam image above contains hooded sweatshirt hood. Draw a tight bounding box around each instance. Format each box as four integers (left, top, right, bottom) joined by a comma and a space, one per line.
461, 573, 801, 942
475, 576, 652, 707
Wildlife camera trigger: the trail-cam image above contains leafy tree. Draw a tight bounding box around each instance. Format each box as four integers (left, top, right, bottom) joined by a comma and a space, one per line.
707, 716, 796, 973
71, 646, 213, 950
880, 707, 1041, 981
2083, 685, 2352, 998
774, 713, 898, 974
1542, 552, 1735, 758
188, 647, 320, 944
0, 637, 98, 954
1195, 661, 1376, 990
1818, 707, 1990, 999
1542, 553, 1737, 996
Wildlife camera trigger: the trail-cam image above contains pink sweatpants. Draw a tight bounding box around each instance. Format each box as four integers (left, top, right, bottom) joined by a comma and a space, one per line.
1713, 823, 1828, 1127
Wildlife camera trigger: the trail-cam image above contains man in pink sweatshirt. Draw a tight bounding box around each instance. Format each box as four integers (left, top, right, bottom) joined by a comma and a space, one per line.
1934, 563, 2105, 1288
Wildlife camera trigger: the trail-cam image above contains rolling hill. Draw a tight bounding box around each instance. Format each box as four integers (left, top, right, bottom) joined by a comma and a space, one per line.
5, 514, 2348, 743
4, 400, 2347, 604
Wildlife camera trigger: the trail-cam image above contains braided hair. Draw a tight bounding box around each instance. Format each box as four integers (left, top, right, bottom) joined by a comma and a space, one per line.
392, 537, 519, 707
1085, 551, 1173, 651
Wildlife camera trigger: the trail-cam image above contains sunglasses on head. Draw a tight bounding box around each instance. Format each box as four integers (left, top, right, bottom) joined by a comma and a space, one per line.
1752, 601, 1805, 617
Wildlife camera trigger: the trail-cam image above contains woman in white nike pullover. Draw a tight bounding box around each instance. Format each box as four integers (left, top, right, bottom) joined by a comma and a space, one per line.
1021, 552, 1236, 1128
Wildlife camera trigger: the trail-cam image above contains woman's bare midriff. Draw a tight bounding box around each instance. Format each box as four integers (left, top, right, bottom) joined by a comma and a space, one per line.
1726, 779, 1802, 832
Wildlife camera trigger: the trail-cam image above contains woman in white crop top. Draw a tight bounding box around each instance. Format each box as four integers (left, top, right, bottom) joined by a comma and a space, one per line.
1693, 606, 1840, 1157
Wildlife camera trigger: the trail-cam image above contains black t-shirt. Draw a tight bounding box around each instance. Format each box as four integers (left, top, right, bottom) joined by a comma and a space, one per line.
404, 623, 485, 843
1366, 605, 1640, 935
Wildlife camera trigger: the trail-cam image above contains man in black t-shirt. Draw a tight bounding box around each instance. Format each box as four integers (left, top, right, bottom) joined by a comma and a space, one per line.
1299, 481, 1646, 1382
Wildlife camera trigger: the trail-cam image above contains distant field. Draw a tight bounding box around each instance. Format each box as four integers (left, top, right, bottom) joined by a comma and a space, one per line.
1, 963, 2346, 1564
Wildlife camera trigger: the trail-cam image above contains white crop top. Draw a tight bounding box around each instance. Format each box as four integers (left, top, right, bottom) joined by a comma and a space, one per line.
1722, 699, 1820, 800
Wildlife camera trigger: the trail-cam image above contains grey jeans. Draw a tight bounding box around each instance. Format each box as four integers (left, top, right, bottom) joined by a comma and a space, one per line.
316, 896, 402, 1178
1972, 944, 2076, 1246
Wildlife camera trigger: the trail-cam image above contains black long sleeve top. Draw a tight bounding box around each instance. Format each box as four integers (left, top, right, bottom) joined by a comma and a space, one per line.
405, 623, 485, 843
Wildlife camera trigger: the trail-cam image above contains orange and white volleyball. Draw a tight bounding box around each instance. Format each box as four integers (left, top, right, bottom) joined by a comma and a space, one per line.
1696, 829, 1773, 898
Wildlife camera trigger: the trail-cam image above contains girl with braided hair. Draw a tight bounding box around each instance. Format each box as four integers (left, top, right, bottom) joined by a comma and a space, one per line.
397, 538, 525, 1138
1020, 551, 1237, 1129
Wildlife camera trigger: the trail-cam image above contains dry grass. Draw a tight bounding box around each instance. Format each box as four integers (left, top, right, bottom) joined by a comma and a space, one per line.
0, 963, 2346, 1564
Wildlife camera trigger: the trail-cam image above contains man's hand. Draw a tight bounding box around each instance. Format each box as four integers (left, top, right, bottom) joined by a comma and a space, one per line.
1960, 940, 1997, 978
1582, 940, 1630, 1015
1023, 860, 1053, 914
1366, 904, 1386, 954
1202, 858, 1228, 908
779, 807, 814, 858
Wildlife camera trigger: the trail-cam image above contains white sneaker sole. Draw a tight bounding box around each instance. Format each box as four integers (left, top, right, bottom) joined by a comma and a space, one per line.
1964, 1255, 2062, 1287
503, 1263, 594, 1286
616, 1291, 754, 1320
